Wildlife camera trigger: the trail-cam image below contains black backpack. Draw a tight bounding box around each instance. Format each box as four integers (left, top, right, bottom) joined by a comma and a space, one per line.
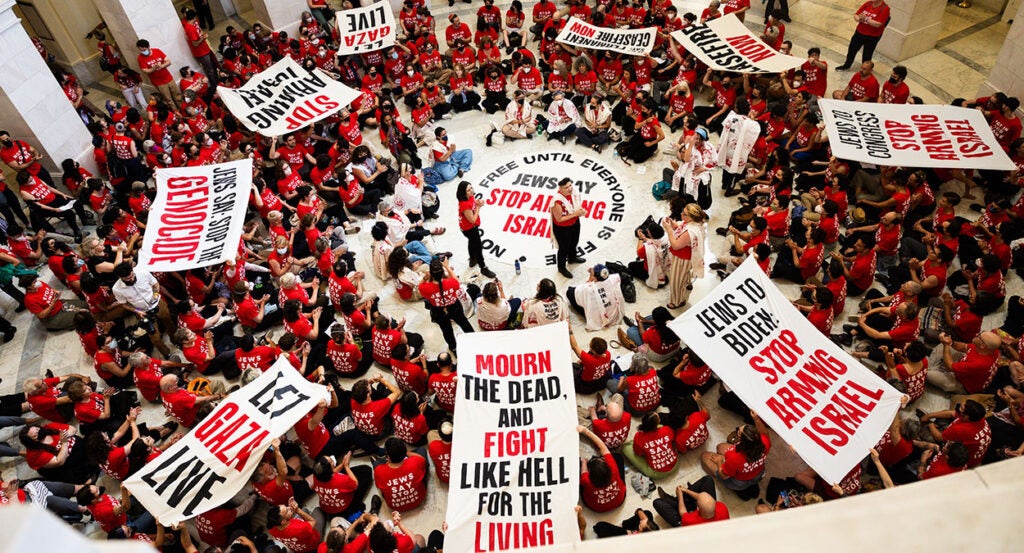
605, 261, 636, 303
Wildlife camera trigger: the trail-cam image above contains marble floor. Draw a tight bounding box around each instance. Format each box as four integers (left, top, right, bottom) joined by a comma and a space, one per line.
1, 0, 1019, 543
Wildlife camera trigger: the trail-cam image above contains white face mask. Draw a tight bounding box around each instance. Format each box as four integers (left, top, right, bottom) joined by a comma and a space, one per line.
814, 205, 823, 213
277, 247, 288, 254
108, 339, 118, 350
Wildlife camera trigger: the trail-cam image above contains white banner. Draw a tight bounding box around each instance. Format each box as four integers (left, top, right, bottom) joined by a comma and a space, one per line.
666, 257, 902, 484
218, 57, 360, 136
137, 159, 252, 273
124, 358, 329, 525
446, 323, 580, 553
819, 100, 1017, 170
556, 17, 656, 56
671, 14, 804, 73
336, 1, 397, 55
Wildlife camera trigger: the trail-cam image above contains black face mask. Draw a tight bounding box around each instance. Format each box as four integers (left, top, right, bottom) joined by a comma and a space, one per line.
0, 139, 11, 147
889, 76, 900, 84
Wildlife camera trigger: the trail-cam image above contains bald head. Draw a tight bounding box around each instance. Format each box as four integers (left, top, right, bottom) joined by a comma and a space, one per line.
980, 331, 1001, 351
159, 374, 179, 393
606, 401, 623, 422
696, 492, 717, 519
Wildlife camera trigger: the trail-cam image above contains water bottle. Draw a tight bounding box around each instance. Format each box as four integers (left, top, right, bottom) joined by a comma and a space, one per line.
612, 148, 619, 159
514, 258, 522, 275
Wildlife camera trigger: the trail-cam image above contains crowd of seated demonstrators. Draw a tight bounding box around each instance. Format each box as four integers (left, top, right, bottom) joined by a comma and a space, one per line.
0, 0, 1022, 548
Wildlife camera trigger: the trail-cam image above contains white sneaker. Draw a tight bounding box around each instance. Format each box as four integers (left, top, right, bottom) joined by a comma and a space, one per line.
442, 113, 453, 119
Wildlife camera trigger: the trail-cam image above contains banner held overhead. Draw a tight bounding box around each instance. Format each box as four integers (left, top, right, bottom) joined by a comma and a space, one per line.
336, 1, 397, 55
137, 159, 252, 273
218, 57, 360, 136
666, 257, 903, 484
819, 99, 1017, 170
556, 17, 656, 56
671, 14, 805, 73
446, 322, 580, 553
123, 358, 329, 525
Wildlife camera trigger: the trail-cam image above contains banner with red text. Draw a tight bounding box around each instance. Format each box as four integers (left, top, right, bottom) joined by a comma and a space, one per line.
447, 323, 580, 553
667, 257, 902, 484
336, 1, 397, 55
124, 358, 329, 525
218, 56, 360, 136
671, 14, 804, 73
137, 159, 252, 273
819, 100, 1016, 170
556, 17, 656, 56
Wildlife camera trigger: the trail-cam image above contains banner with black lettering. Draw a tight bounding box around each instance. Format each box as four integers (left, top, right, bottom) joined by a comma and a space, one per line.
336, 1, 397, 55
819, 100, 1016, 170
124, 358, 329, 525
446, 323, 580, 553
218, 57, 360, 136
137, 159, 252, 273
666, 257, 902, 484
556, 17, 656, 56
671, 14, 804, 73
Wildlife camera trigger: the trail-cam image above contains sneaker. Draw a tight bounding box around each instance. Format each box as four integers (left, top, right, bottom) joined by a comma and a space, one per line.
558, 267, 573, 278
490, 121, 499, 132
709, 262, 727, 271
332, 416, 355, 436
344, 225, 361, 235
715, 227, 728, 236
835, 65, 851, 71
369, 495, 383, 515
441, 113, 453, 120
485, 131, 494, 147
480, 267, 496, 278
457, 169, 464, 177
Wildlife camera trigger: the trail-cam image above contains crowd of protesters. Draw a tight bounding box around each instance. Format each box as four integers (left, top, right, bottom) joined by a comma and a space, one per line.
0, 0, 1021, 550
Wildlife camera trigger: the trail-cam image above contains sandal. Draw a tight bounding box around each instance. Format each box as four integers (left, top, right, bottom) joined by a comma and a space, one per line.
666, 302, 685, 309
431, 227, 446, 235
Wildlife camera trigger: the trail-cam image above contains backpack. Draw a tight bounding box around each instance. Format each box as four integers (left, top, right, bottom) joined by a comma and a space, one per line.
605, 261, 636, 303
652, 180, 675, 201
421, 166, 444, 186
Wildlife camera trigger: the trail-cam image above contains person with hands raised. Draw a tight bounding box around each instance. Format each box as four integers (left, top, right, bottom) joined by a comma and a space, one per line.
577, 425, 626, 512
267, 495, 321, 553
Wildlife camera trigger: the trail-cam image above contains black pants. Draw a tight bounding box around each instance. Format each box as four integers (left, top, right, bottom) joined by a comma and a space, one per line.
192, 0, 215, 29
0, 187, 28, 227
764, 0, 790, 20
29, 200, 81, 237
843, 32, 883, 67
462, 227, 489, 269
552, 222, 581, 271
652, 475, 717, 527
576, 127, 609, 147
693, 105, 726, 134
430, 303, 474, 352
721, 170, 742, 192
593, 509, 657, 538
482, 91, 510, 114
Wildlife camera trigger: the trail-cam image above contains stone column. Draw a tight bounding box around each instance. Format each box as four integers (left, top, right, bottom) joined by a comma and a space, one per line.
248, 0, 306, 36
0, 0, 96, 172
91, 0, 198, 82
876, 0, 946, 62
977, 1, 1024, 98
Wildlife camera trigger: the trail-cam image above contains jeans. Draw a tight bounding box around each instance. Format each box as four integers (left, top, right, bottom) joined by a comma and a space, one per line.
434, 149, 473, 182
404, 240, 433, 265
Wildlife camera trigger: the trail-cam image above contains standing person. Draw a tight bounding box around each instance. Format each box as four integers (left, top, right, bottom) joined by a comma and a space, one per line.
456, 181, 496, 278
418, 257, 474, 353
181, 9, 218, 86
717, 98, 761, 197
663, 204, 707, 310
550, 178, 586, 278
836, 0, 890, 71
191, 0, 215, 30
136, 39, 184, 109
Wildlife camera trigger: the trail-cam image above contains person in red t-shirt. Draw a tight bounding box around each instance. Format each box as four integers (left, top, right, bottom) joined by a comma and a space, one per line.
701, 411, 771, 492
589, 398, 632, 449
373, 438, 428, 512
427, 420, 454, 483
653, 476, 729, 527
21, 270, 87, 331
159, 374, 221, 427
833, 61, 880, 102
418, 258, 474, 352
181, 9, 219, 87
922, 399, 991, 467
880, 65, 910, 104
391, 392, 430, 446
311, 453, 373, 518
624, 412, 678, 478
135, 39, 183, 108
192, 493, 257, 549
615, 355, 661, 414
456, 181, 496, 278
428, 353, 458, 413
570, 330, 612, 393
351, 376, 402, 439
918, 440, 970, 480
578, 426, 626, 512
837, 0, 890, 70
267, 498, 321, 553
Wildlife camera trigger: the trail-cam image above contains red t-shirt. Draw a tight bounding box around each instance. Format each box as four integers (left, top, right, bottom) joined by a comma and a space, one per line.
391, 359, 428, 395
391, 404, 429, 445
295, 412, 331, 458
27, 377, 66, 422
312, 473, 359, 514
942, 417, 991, 467
74, 392, 106, 423
269, 518, 321, 553
580, 452, 626, 512
428, 439, 452, 483
855, 1, 890, 37
579, 351, 611, 382
720, 433, 770, 480
373, 456, 428, 511
25, 282, 63, 318
592, 413, 631, 449
326, 340, 362, 375
625, 369, 661, 412
429, 371, 458, 412
674, 410, 711, 452
419, 278, 461, 308
134, 359, 164, 402
254, 476, 294, 506
351, 398, 392, 435
88, 494, 127, 533
162, 388, 198, 427
138, 49, 174, 86
372, 327, 403, 365
681, 502, 730, 525
235, 345, 280, 372
458, 199, 478, 231
632, 426, 677, 472
846, 72, 880, 101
